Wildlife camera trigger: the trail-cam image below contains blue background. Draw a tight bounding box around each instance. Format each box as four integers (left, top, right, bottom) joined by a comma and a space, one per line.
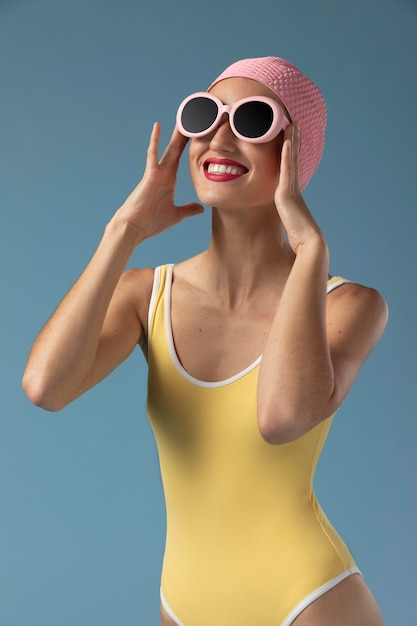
1, 0, 416, 624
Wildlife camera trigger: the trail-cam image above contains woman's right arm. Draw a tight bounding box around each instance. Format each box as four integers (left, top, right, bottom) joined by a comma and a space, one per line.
22, 124, 203, 411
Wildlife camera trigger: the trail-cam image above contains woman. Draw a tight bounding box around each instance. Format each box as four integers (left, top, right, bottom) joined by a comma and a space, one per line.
23, 57, 388, 625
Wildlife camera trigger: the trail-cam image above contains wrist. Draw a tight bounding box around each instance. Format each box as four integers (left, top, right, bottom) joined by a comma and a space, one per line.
293, 233, 330, 276
107, 208, 148, 247
296, 231, 328, 257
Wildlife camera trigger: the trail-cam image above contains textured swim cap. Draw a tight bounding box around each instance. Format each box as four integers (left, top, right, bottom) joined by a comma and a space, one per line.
209, 57, 327, 189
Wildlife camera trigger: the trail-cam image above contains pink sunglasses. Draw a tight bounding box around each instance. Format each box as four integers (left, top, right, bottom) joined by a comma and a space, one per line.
176, 92, 291, 143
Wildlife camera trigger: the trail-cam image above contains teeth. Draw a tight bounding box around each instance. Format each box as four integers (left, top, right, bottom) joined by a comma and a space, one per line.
207, 163, 246, 176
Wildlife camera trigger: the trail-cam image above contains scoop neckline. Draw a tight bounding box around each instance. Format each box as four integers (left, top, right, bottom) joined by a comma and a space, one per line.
164, 264, 262, 388
162, 264, 348, 389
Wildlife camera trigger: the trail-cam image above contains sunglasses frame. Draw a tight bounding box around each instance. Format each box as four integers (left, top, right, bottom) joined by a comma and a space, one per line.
176, 92, 291, 144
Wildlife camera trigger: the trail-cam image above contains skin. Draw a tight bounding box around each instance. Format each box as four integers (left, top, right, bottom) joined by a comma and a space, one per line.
22, 77, 388, 624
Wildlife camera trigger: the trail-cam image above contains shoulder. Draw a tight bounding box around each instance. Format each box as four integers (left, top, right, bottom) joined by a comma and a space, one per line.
327, 280, 388, 354
117, 267, 156, 331
119, 266, 155, 292
328, 280, 388, 320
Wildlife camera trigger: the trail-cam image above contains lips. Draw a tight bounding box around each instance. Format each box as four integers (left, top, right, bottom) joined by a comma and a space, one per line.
203, 157, 249, 182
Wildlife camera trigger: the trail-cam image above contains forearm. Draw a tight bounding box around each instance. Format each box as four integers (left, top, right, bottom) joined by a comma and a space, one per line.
23, 124, 203, 411
257, 237, 332, 443
22, 212, 143, 410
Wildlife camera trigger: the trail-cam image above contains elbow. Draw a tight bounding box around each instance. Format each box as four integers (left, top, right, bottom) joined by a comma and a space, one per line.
257, 406, 303, 445
22, 370, 67, 412
257, 400, 325, 444
257, 382, 337, 444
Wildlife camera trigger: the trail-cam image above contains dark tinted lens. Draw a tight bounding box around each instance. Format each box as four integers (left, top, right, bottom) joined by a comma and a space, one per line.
233, 101, 274, 138
181, 97, 219, 133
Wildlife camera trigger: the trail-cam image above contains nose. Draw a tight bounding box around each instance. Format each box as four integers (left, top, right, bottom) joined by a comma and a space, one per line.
208, 113, 237, 151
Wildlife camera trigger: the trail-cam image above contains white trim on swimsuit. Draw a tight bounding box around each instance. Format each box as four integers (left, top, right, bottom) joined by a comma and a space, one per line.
161, 566, 362, 626
149, 264, 353, 389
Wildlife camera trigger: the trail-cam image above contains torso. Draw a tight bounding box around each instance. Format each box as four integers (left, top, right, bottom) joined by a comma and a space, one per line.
139, 259, 384, 626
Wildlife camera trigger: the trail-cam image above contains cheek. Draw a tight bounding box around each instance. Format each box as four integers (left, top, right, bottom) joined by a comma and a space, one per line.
268, 134, 284, 171
255, 144, 282, 187
188, 140, 202, 186
266, 140, 283, 185
188, 144, 213, 204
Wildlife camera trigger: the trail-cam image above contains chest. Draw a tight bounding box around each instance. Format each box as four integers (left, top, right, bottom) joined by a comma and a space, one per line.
170, 286, 277, 383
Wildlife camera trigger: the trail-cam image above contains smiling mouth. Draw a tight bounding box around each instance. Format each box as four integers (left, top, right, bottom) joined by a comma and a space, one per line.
206, 162, 247, 176
203, 159, 248, 181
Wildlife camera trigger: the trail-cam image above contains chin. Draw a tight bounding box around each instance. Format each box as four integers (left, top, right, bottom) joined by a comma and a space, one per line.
194, 181, 243, 209
197, 191, 243, 211
196, 187, 275, 212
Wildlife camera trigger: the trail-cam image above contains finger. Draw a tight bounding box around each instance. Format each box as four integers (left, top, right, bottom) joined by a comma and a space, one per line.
145, 122, 161, 170
290, 122, 301, 192
175, 202, 205, 222
294, 121, 301, 156
278, 130, 292, 191
159, 126, 189, 167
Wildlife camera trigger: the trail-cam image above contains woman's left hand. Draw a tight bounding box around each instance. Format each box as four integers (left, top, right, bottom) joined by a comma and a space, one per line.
274, 123, 325, 254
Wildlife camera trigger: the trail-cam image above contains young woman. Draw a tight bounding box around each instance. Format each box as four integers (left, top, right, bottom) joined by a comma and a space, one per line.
23, 57, 388, 625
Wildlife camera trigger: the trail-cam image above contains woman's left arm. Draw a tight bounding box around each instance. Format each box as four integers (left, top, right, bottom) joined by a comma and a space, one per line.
257, 124, 388, 444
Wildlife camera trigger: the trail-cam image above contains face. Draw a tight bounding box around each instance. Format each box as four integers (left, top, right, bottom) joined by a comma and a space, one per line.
188, 77, 285, 212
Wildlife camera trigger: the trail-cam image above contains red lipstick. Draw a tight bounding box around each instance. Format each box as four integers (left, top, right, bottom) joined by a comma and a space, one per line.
203, 157, 248, 182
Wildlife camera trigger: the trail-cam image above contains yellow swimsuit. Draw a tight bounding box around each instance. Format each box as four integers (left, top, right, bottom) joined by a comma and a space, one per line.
147, 264, 360, 626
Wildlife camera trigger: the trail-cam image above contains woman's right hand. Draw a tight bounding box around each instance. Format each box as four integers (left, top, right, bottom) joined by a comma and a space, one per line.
22, 124, 203, 411
118, 123, 204, 245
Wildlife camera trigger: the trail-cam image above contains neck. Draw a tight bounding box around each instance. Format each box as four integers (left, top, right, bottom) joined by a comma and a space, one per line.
200, 205, 295, 307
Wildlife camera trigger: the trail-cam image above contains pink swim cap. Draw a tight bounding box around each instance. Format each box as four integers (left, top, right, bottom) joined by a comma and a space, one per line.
209, 57, 327, 189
